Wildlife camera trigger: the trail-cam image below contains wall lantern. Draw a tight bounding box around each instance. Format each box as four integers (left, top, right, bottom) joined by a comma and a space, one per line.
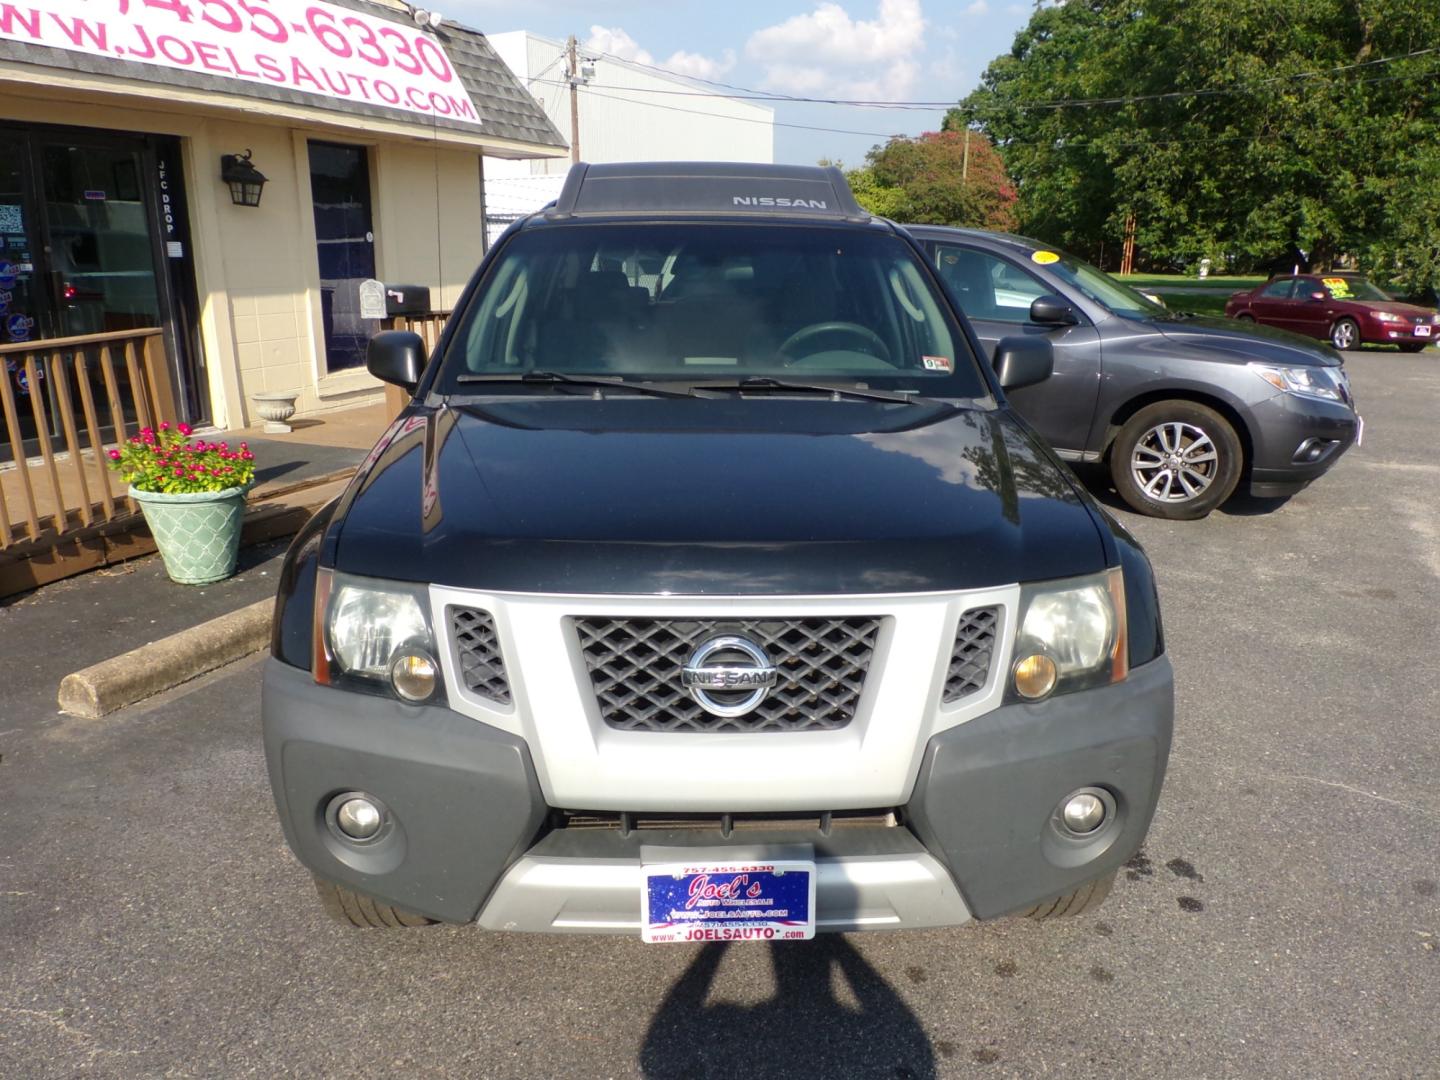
220, 150, 267, 207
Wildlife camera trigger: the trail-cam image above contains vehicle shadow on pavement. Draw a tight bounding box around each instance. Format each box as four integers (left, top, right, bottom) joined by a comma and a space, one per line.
638, 938, 935, 1079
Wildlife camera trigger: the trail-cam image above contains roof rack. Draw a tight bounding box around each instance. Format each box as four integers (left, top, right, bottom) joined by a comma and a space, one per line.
544, 162, 871, 222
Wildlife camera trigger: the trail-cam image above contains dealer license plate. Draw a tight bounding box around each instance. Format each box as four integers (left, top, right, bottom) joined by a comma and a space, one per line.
1414, 324, 1432, 337
641, 858, 816, 943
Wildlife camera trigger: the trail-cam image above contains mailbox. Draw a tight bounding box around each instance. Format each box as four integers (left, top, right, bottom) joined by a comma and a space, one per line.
384, 283, 431, 316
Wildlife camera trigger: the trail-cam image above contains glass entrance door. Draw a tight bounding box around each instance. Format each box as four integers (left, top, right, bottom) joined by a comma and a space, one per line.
1, 124, 193, 465
39, 140, 163, 338
308, 141, 376, 372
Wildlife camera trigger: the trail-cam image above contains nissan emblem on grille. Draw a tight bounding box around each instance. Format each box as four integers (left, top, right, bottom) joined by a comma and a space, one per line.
574, 617, 882, 733
680, 635, 780, 717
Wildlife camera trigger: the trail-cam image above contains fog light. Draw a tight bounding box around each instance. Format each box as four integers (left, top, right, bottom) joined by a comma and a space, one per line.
390, 649, 438, 702
336, 796, 383, 840
1013, 653, 1058, 699
1061, 791, 1107, 835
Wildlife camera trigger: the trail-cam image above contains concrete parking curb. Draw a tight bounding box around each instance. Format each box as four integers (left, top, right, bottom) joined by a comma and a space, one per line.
58, 598, 273, 719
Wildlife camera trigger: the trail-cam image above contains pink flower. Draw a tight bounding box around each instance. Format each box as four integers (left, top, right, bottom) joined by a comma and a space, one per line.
178, 422, 192, 436
107, 449, 121, 460
159, 421, 169, 431
241, 451, 254, 460
238, 442, 247, 450
173, 466, 184, 476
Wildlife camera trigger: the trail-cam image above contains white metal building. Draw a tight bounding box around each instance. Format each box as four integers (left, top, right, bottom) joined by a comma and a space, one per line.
482, 31, 774, 237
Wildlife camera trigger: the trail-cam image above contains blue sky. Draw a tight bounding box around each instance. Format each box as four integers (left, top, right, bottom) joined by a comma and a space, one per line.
449, 1, 1036, 165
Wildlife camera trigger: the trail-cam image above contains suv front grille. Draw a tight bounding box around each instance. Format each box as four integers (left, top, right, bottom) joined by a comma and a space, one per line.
574, 617, 882, 733
449, 607, 511, 704
943, 606, 999, 702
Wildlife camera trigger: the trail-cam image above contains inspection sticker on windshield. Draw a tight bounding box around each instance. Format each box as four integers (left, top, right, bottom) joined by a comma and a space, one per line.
1031, 250, 1060, 265
641, 859, 816, 943
921, 355, 953, 372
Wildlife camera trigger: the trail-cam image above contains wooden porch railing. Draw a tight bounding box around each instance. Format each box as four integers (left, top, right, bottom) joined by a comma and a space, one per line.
1, 328, 178, 553
381, 311, 452, 418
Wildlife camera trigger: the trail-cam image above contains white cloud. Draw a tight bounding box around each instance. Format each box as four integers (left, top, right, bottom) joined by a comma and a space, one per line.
745, 0, 927, 101
585, 25, 736, 82
965, 0, 989, 14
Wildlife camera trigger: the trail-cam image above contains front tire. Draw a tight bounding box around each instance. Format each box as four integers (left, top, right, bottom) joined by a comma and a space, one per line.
1330, 317, 1361, 351
1022, 871, 1115, 919
1234, 312, 1255, 323
1109, 401, 1243, 520
313, 875, 437, 928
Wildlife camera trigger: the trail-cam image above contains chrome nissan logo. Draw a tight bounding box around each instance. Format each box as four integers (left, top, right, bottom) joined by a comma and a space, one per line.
680, 635, 778, 718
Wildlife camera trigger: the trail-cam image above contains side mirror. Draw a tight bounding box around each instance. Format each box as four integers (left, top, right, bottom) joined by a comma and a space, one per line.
367, 330, 426, 392
994, 336, 1054, 391
1029, 294, 1079, 326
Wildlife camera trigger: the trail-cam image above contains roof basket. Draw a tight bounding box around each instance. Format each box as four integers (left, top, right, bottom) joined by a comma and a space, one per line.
545, 161, 871, 222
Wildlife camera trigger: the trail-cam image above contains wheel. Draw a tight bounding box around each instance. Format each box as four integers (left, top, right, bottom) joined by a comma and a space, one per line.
1398, 342, 1428, 353
1234, 313, 1255, 322
778, 321, 892, 365
1109, 400, 1243, 520
1021, 870, 1115, 919
1330, 317, 1361, 350
312, 874, 437, 928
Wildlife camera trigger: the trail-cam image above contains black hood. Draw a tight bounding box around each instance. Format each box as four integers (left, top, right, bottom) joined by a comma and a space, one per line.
330, 398, 1109, 595
1147, 313, 1344, 367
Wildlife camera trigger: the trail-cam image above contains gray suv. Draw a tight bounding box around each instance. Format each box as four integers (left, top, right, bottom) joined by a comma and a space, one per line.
907, 227, 1361, 519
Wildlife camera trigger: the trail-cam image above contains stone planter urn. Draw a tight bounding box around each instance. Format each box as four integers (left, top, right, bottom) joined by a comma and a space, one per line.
252, 391, 298, 433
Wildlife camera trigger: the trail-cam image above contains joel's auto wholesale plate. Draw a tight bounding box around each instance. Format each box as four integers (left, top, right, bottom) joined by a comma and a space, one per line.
641, 858, 816, 943
1414, 325, 1432, 337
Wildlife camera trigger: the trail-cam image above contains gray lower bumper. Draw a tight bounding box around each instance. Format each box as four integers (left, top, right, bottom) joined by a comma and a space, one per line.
262, 654, 1172, 931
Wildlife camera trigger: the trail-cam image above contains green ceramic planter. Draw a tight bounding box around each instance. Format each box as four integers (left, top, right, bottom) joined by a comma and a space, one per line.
129, 484, 250, 585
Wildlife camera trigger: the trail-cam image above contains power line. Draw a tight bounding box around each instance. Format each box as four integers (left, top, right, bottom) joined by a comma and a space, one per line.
560, 45, 1440, 113
534, 81, 909, 138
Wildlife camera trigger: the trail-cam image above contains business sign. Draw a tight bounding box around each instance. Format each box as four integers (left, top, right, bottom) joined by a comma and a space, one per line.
0, 0, 478, 121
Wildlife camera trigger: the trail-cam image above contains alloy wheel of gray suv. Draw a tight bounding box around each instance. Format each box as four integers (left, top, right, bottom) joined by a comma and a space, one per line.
1110, 401, 1243, 519
1330, 318, 1360, 351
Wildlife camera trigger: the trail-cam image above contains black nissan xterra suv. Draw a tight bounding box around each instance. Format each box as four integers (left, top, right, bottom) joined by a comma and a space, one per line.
263, 163, 1172, 939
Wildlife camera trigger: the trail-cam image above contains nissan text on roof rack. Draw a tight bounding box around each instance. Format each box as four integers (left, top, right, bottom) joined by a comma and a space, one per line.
262, 162, 1173, 940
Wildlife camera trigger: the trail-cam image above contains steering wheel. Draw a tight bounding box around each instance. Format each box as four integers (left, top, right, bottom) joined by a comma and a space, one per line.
778, 322, 892, 366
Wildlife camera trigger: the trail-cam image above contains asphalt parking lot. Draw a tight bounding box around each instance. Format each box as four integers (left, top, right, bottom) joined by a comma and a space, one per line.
2, 351, 1437, 1079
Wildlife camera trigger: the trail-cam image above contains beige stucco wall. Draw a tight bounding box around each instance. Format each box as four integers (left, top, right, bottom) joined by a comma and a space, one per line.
1, 63, 539, 432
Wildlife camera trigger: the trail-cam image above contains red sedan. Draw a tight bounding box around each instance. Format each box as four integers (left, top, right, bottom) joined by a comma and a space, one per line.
1225, 273, 1439, 352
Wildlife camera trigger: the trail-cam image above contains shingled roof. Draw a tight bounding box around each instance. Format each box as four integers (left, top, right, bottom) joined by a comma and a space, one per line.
0, 0, 566, 152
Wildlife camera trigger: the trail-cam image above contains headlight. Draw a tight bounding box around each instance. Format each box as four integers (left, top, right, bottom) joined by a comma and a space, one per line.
1250, 363, 1345, 402
1010, 569, 1127, 701
1375, 311, 1403, 323
314, 570, 440, 701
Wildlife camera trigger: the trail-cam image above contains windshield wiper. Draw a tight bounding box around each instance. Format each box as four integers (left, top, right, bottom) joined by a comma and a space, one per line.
691, 376, 940, 405
455, 371, 697, 399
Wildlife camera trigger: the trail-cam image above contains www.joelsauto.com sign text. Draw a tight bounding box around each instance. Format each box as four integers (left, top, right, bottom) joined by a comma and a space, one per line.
0, 0, 478, 121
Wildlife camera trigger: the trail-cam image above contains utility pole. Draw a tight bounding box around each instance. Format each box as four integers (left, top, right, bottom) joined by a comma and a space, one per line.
567, 35, 581, 164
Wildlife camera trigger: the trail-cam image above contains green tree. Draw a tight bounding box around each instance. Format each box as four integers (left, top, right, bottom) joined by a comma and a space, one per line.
950, 0, 1440, 291
845, 131, 1019, 230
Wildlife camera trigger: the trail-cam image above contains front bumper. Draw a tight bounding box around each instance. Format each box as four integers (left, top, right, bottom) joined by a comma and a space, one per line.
1245, 391, 1359, 498
262, 654, 1173, 930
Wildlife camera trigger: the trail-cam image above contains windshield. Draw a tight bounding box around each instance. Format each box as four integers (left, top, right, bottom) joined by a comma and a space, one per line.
436, 223, 987, 398
1320, 276, 1391, 301
1040, 253, 1169, 319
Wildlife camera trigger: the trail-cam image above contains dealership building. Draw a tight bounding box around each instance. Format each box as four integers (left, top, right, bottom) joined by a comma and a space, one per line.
0, 0, 565, 434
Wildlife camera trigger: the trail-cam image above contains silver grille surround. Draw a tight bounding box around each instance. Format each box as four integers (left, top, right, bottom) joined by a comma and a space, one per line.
943, 606, 1000, 703
574, 616, 883, 733
450, 606, 511, 704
